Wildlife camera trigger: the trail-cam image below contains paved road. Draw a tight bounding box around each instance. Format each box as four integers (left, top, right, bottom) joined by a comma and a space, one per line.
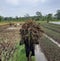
35, 45, 47, 61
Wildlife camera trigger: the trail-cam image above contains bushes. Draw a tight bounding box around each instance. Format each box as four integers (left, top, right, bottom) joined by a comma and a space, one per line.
39, 36, 60, 61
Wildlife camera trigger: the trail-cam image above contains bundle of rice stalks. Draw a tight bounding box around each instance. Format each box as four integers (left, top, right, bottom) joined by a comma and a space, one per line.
20, 20, 44, 44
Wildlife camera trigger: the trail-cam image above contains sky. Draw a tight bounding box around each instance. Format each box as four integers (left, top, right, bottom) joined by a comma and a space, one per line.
0, 0, 60, 17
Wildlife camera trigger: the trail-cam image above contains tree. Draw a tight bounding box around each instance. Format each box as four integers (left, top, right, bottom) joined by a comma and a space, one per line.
55, 10, 60, 20
46, 14, 52, 23
24, 14, 30, 17
36, 11, 42, 21
15, 16, 19, 20
24, 14, 31, 20
0, 16, 3, 22
36, 11, 42, 17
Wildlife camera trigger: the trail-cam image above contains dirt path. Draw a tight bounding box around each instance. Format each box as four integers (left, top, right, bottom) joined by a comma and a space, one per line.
7, 26, 22, 30
43, 34, 60, 47
35, 45, 48, 61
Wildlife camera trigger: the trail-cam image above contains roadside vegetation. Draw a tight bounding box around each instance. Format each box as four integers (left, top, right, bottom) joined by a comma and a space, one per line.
0, 10, 60, 23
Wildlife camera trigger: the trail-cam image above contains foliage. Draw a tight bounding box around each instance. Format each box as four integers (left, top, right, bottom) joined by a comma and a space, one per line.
55, 10, 60, 20
36, 11, 42, 21
0, 10, 60, 22
46, 14, 52, 23
0, 16, 3, 22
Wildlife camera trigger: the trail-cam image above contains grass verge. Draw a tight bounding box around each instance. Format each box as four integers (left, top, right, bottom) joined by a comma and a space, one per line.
9, 44, 35, 61
9, 44, 27, 61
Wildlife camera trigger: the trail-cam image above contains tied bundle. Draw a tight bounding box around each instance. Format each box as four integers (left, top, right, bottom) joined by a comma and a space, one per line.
20, 20, 44, 44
